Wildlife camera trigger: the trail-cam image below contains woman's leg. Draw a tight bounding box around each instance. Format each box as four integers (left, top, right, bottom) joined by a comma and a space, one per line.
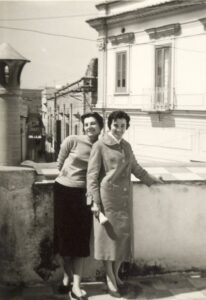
71, 257, 85, 297
63, 256, 73, 286
114, 260, 124, 286
104, 260, 118, 292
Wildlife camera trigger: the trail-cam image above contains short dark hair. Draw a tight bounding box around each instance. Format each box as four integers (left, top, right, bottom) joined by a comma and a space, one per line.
107, 110, 130, 129
81, 112, 104, 130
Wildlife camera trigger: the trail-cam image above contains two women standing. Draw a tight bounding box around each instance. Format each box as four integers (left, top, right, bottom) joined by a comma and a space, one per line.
54, 109, 162, 299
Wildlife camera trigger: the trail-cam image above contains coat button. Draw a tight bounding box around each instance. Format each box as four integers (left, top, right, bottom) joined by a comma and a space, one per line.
123, 187, 127, 191
122, 159, 125, 163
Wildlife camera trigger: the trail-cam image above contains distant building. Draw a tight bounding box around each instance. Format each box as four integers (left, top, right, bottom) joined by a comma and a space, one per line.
87, 0, 206, 163
42, 58, 98, 160
21, 89, 44, 162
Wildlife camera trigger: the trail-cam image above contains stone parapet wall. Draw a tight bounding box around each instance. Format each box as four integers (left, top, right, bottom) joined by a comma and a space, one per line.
132, 181, 206, 272
1, 165, 206, 286
0, 167, 102, 286
0, 167, 36, 284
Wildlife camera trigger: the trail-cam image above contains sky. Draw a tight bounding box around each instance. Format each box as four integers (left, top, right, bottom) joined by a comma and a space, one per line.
0, 0, 100, 89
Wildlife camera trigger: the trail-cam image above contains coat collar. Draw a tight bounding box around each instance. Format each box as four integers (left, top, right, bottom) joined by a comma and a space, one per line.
101, 133, 126, 146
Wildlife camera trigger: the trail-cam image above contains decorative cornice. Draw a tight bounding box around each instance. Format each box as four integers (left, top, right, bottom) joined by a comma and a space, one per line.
199, 18, 206, 30
86, 18, 106, 32
145, 23, 181, 39
87, 1, 206, 32
109, 32, 135, 45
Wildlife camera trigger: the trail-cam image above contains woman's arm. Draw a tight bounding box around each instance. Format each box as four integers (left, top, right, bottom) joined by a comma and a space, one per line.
131, 147, 162, 186
57, 137, 73, 171
86, 142, 102, 206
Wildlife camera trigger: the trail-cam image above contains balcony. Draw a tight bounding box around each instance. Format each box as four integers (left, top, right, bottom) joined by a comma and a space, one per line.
141, 87, 173, 112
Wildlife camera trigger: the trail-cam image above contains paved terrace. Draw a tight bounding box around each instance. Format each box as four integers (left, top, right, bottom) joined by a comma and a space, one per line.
1, 273, 206, 300
21, 160, 206, 182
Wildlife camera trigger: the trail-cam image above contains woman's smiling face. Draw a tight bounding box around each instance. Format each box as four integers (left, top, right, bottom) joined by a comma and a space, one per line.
110, 118, 127, 140
83, 116, 101, 139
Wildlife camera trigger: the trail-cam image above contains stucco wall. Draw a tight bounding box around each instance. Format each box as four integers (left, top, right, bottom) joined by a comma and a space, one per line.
132, 182, 206, 272
1, 166, 206, 286
0, 167, 102, 286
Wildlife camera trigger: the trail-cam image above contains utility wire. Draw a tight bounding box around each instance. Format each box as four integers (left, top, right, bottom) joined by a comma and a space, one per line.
0, 13, 97, 22
0, 25, 96, 42
1, 25, 206, 51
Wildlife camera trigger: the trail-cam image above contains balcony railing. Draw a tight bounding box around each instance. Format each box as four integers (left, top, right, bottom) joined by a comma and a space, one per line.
141, 87, 173, 112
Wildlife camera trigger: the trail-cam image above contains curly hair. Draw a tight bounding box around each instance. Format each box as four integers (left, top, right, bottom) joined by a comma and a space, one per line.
81, 112, 104, 130
107, 110, 130, 129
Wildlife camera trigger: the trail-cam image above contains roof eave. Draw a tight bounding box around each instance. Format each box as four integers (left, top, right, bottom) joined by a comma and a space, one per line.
0, 58, 30, 62
87, 1, 206, 30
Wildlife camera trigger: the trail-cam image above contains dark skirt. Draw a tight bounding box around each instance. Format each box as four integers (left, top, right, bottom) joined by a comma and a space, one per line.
53, 181, 92, 257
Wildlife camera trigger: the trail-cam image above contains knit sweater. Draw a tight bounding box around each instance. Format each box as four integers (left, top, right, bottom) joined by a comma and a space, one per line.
55, 135, 95, 188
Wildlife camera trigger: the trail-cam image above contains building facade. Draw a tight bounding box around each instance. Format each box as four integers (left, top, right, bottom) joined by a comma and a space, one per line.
21, 89, 44, 162
87, 0, 206, 163
42, 58, 98, 159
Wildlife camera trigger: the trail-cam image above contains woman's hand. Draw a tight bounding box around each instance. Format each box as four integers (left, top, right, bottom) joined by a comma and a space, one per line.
91, 202, 101, 217
152, 175, 164, 184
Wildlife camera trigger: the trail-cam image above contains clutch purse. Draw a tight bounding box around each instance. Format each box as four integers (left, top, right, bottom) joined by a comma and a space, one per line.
97, 212, 108, 225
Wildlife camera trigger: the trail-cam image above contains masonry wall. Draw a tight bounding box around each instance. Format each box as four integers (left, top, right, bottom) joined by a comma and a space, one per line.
132, 182, 206, 271
0, 167, 206, 286
0, 167, 102, 286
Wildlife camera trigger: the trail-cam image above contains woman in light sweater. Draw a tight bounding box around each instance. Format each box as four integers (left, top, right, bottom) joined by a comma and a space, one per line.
53, 112, 103, 300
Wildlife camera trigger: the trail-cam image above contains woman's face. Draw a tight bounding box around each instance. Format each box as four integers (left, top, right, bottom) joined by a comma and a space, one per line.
83, 116, 101, 139
110, 118, 127, 140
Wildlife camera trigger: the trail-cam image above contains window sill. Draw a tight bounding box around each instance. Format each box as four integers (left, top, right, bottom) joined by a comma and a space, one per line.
141, 109, 173, 114
114, 92, 130, 96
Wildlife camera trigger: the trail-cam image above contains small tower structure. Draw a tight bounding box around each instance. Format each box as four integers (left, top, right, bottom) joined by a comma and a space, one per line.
0, 43, 30, 165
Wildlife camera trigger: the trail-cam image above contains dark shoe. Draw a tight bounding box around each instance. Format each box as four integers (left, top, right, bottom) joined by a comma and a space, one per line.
117, 281, 125, 288
118, 281, 129, 291
57, 284, 71, 294
69, 290, 87, 300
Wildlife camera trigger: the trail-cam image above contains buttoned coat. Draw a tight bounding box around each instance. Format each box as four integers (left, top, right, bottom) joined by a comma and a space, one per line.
87, 133, 155, 261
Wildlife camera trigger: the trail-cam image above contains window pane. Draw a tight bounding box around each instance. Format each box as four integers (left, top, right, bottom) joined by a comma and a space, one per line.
117, 53, 121, 87
155, 46, 171, 107
116, 51, 127, 92
156, 48, 163, 88
164, 48, 170, 88
122, 53, 126, 87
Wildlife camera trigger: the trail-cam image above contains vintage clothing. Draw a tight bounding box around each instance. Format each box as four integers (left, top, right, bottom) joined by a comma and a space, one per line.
54, 135, 94, 257
53, 182, 92, 257
56, 135, 95, 188
87, 133, 155, 261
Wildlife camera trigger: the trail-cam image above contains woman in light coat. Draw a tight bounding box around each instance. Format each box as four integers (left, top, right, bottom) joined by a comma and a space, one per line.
87, 110, 162, 297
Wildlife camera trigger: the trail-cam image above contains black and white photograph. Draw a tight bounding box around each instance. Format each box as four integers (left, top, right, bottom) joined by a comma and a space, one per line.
0, 1, 206, 299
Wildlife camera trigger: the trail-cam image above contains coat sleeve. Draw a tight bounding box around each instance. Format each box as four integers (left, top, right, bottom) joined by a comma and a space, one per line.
86, 142, 102, 205
130, 147, 155, 186
57, 137, 73, 171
